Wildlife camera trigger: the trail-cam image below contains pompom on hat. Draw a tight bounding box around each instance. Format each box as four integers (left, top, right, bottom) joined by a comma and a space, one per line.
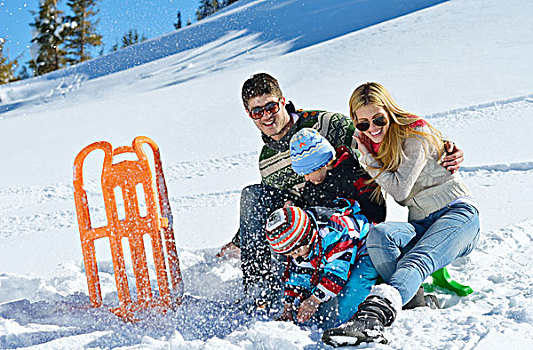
265, 206, 317, 254
290, 128, 335, 175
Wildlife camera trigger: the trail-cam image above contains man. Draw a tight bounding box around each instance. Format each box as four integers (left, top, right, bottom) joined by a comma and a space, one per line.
218, 73, 464, 307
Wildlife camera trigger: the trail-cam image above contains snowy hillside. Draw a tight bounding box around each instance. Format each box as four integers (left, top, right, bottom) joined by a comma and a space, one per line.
1, 0, 533, 349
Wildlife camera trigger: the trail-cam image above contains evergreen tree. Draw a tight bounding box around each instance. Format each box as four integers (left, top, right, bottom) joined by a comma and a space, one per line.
174, 11, 182, 30
65, 0, 102, 63
110, 29, 147, 52
187, 17, 192, 26
0, 38, 19, 84
18, 65, 31, 80
28, 0, 68, 76
226, 0, 238, 5
121, 29, 147, 48
196, 0, 220, 21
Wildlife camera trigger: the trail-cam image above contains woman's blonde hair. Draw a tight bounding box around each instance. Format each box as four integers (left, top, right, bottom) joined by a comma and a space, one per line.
349, 82, 443, 198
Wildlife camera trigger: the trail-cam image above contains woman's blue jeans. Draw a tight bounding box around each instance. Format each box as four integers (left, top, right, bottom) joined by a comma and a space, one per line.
366, 202, 480, 304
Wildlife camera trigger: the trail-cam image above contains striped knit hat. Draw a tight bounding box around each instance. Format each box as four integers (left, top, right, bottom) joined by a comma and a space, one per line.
290, 128, 335, 175
265, 206, 317, 254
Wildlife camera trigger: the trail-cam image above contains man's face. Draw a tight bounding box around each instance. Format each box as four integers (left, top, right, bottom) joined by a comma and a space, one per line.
247, 94, 290, 140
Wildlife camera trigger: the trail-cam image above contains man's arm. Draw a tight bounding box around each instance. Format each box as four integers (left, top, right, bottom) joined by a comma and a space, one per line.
331, 113, 358, 151
442, 141, 464, 174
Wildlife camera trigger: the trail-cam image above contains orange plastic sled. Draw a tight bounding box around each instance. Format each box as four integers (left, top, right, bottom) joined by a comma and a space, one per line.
73, 136, 183, 321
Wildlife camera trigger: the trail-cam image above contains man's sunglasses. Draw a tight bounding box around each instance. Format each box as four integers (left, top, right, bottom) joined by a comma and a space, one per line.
355, 115, 388, 132
248, 98, 281, 119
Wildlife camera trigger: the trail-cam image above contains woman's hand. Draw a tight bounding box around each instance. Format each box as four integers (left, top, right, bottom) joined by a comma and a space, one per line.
354, 132, 373, 156
442, 141, 464, 174
297, 295, 322, 323
277, 303, 295, 322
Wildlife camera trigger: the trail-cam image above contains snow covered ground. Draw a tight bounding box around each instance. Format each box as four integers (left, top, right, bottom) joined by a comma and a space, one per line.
1, 0, 532, 348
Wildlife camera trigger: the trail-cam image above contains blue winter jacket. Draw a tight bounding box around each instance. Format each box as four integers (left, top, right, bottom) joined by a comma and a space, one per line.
283, 207, 376, 307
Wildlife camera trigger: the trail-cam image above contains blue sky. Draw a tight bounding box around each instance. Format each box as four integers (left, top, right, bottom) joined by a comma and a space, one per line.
0, 0, 199, 73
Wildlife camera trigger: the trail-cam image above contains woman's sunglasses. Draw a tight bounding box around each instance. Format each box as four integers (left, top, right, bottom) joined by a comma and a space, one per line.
248, 98, 281, 119
355, 115, 388, 131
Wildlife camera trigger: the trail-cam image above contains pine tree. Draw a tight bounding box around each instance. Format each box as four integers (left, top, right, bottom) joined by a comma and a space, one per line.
174, 11, 182, 30
28, 0, 68, 76
110, 29, 146, 52
121, 29, 147, 48
18, 65, 30, 80
0, 38, 19, 84
65, 0, 102, 63
196, 0, 220, 21
226, 0, 238, 5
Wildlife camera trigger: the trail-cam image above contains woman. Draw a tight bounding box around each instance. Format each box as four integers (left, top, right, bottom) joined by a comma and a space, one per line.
322, 82, 480, 347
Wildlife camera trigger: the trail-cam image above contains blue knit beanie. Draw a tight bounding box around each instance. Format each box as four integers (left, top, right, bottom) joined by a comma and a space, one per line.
290, 128, 335, 175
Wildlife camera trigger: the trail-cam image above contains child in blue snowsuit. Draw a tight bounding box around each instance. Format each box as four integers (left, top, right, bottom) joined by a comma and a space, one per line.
263, 127, 383, 326
265, 205, 378, 326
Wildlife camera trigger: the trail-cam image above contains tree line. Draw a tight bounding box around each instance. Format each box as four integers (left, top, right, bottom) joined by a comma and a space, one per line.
0, 0, 239, 85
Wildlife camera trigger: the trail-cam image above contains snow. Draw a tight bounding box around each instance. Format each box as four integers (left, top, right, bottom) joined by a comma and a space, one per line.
0, 0, 532, 348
